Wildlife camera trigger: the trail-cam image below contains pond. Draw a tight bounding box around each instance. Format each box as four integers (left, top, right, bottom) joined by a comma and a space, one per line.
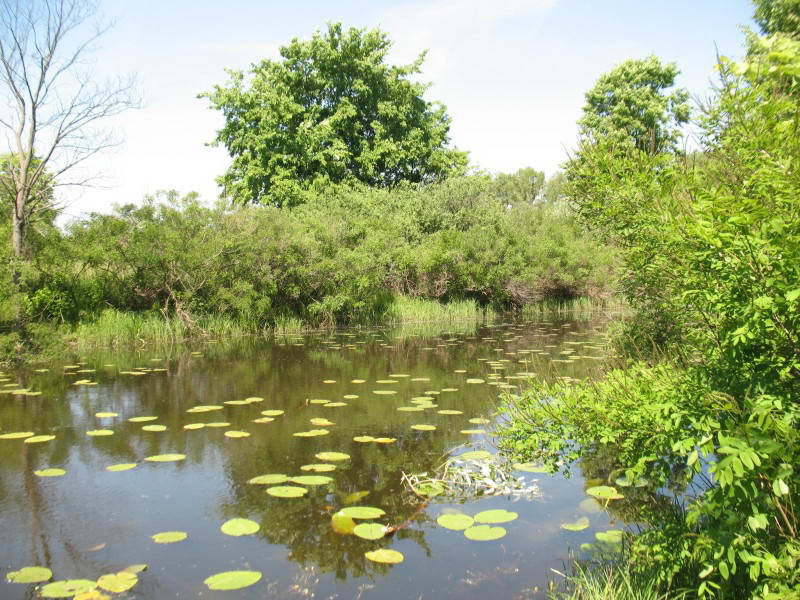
0, 315, 620, 599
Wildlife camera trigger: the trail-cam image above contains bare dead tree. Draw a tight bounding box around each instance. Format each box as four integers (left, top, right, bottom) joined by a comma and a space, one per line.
0, 0, 138, 325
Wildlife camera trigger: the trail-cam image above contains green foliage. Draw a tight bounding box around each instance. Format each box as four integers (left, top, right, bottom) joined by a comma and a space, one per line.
492, 167, 545, 204
753, 0, 800, 37
502, 27, 800, 600
202, 23, 468, 207
577, 55, 690, 154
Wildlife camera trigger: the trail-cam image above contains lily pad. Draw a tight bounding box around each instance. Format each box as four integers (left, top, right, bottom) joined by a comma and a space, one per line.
513, 462, 549, 473
186, 406, 222, 413
466, 378, 485, 384
183, 423, 205, 430
141, 425, 166, 432
221, 518, 260, 536
6, 566, 52, 583
151, 531, 187, 543
0, 431, 34, 439
437, 410, 463, 415
323, 402, 347, 407
397, 406, 424, 412
353, 523, 387, 540
353, 435, 375, 443
86, 429, 114, 437
225, 430, 251, 438
374, 437, 396, 444
121, 564, 148, 574
413, 482, 445, 497
94, 412, 118, 418
252, 417, 274, 424
260, 409, 284, 416
331, 511, 357, 535
24, 435, 55, 444
469, 418, 491, 424
293, 429, 329, 437
460, 429, 486, 434
364, 549, 404, 564
474, 509, 518, 524
372, 390, 396, 395
339, 506, 385, 519
561, 517, 590, 531
315, 451, 350, 462
97, 572, 137, 593
579, 498, 603, 513
128, 416, 158, 422
436, 513, 474, 530
34, 468, 65, 477
464, 525, 507, 541
586, 485, 624, 501
266, 485, 308, 498
411, 424, 436, 431
40, 580, 97, 598
290, 475, 333, 486
300, 463, 336, 472
248, 474, 288, 485
204, 570, 262, 591
144, 454, 186, 462
310, 418, 334, 426
206, 422, 231, 428
595, 529, 624, 543
106, 463, 137, 472
459, 450, 493, 461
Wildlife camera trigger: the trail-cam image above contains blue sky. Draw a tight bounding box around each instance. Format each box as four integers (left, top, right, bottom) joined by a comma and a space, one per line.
60, 0, 756, 217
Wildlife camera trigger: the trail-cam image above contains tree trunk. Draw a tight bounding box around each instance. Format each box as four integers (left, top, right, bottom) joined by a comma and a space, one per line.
11, 189, 27, 332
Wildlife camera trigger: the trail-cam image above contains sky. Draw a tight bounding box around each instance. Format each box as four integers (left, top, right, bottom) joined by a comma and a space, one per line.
46, 0, 756, 219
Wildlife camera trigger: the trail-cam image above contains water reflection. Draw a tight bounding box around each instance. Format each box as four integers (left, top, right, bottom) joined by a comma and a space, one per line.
1, 316, 615, 599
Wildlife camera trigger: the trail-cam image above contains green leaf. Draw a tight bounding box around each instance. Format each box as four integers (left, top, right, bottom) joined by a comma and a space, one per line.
220, 518, 260, 536
204, 570, 262, 591
6, 566, 52, 584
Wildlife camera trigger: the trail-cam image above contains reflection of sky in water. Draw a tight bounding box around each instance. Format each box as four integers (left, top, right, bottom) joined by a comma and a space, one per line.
0, 317, 617, 599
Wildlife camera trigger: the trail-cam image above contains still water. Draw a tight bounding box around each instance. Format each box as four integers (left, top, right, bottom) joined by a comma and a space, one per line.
0, 316, 617, 599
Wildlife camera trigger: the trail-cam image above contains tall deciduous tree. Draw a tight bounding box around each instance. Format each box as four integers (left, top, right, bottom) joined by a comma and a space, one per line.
577, 55, 690, 155
202, 23, 468, 208
753, 0, 800, 37
0, 0, 137, 324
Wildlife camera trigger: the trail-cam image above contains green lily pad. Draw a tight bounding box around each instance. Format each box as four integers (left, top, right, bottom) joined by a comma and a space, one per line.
141, 425, 166, 432
411, 424, 436, 431
206, 422, 230, 428
248, 474, 288, 484
34, 468, 65, 477
121, 564, 148, 574
40, 579, 97, 598
184, 423, 205, 429
252, 417, 274, 424
436, 513, 474, 530
97, 572, 137, 593
224, 430, 250, 438
437, 410, 463, 415
586, 485, 624, 500
353, 523, 387, 540
310, 418, 334, 426
300, 463, 336, 472
460, 429, 486, 434
24, 435, 55, 444
579, 498, 603, 513
260, 409, 284, 416
464, 525, 507, 541
374, 437, 396, 443
106, 463, 137, 472
331, 511, 356, 535
397, 406, 424, 412
561, 517, 590, 531
413, 482, 445, 497
204, 570, 262, 591
6, 566, 52, 583
469, 418, 491, 424
365, 549, 404, 564
186, 405, 223, 413
0, 431, 34, 439
290, 475, 333, 486
144, 454, 185, 462
466, 378, 485, 384
95, 412, 118, 418
459, 450, 492, 461
595, 529, 624, 543
128, 416, 158, 422
316, 451, 350, 462
293, 429, 329, 437
353, 435, 375, 443
372, 390, 397, 395
221, 518, 260, 536
86, 429, 114, 437
474, 509, 518, 524
513, 462, 549, 473
266, 485, 308, 498
323, 402, 347, 407
339, 506, 386, 519
152, 531, 187, 543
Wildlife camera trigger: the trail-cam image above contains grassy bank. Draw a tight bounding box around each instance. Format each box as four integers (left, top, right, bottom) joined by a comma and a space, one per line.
548, 562, 683, 600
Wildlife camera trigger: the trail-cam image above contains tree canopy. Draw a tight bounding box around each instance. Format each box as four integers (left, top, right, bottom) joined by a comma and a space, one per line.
577, 55, 690, 154
753, 0, 800, 37
202, 23, 468, 208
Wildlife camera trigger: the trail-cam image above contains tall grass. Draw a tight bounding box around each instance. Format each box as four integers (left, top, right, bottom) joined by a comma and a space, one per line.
382, 296, 493, 323
521, 297, 622, 319
549, 562, 685, 600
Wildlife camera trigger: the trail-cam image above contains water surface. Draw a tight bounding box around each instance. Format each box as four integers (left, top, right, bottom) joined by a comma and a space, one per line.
0, 316, 617, 599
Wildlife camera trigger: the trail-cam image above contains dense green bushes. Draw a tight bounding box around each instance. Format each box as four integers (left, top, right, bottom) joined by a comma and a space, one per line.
502, 25, 800, 600
0, 175, 616, 345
